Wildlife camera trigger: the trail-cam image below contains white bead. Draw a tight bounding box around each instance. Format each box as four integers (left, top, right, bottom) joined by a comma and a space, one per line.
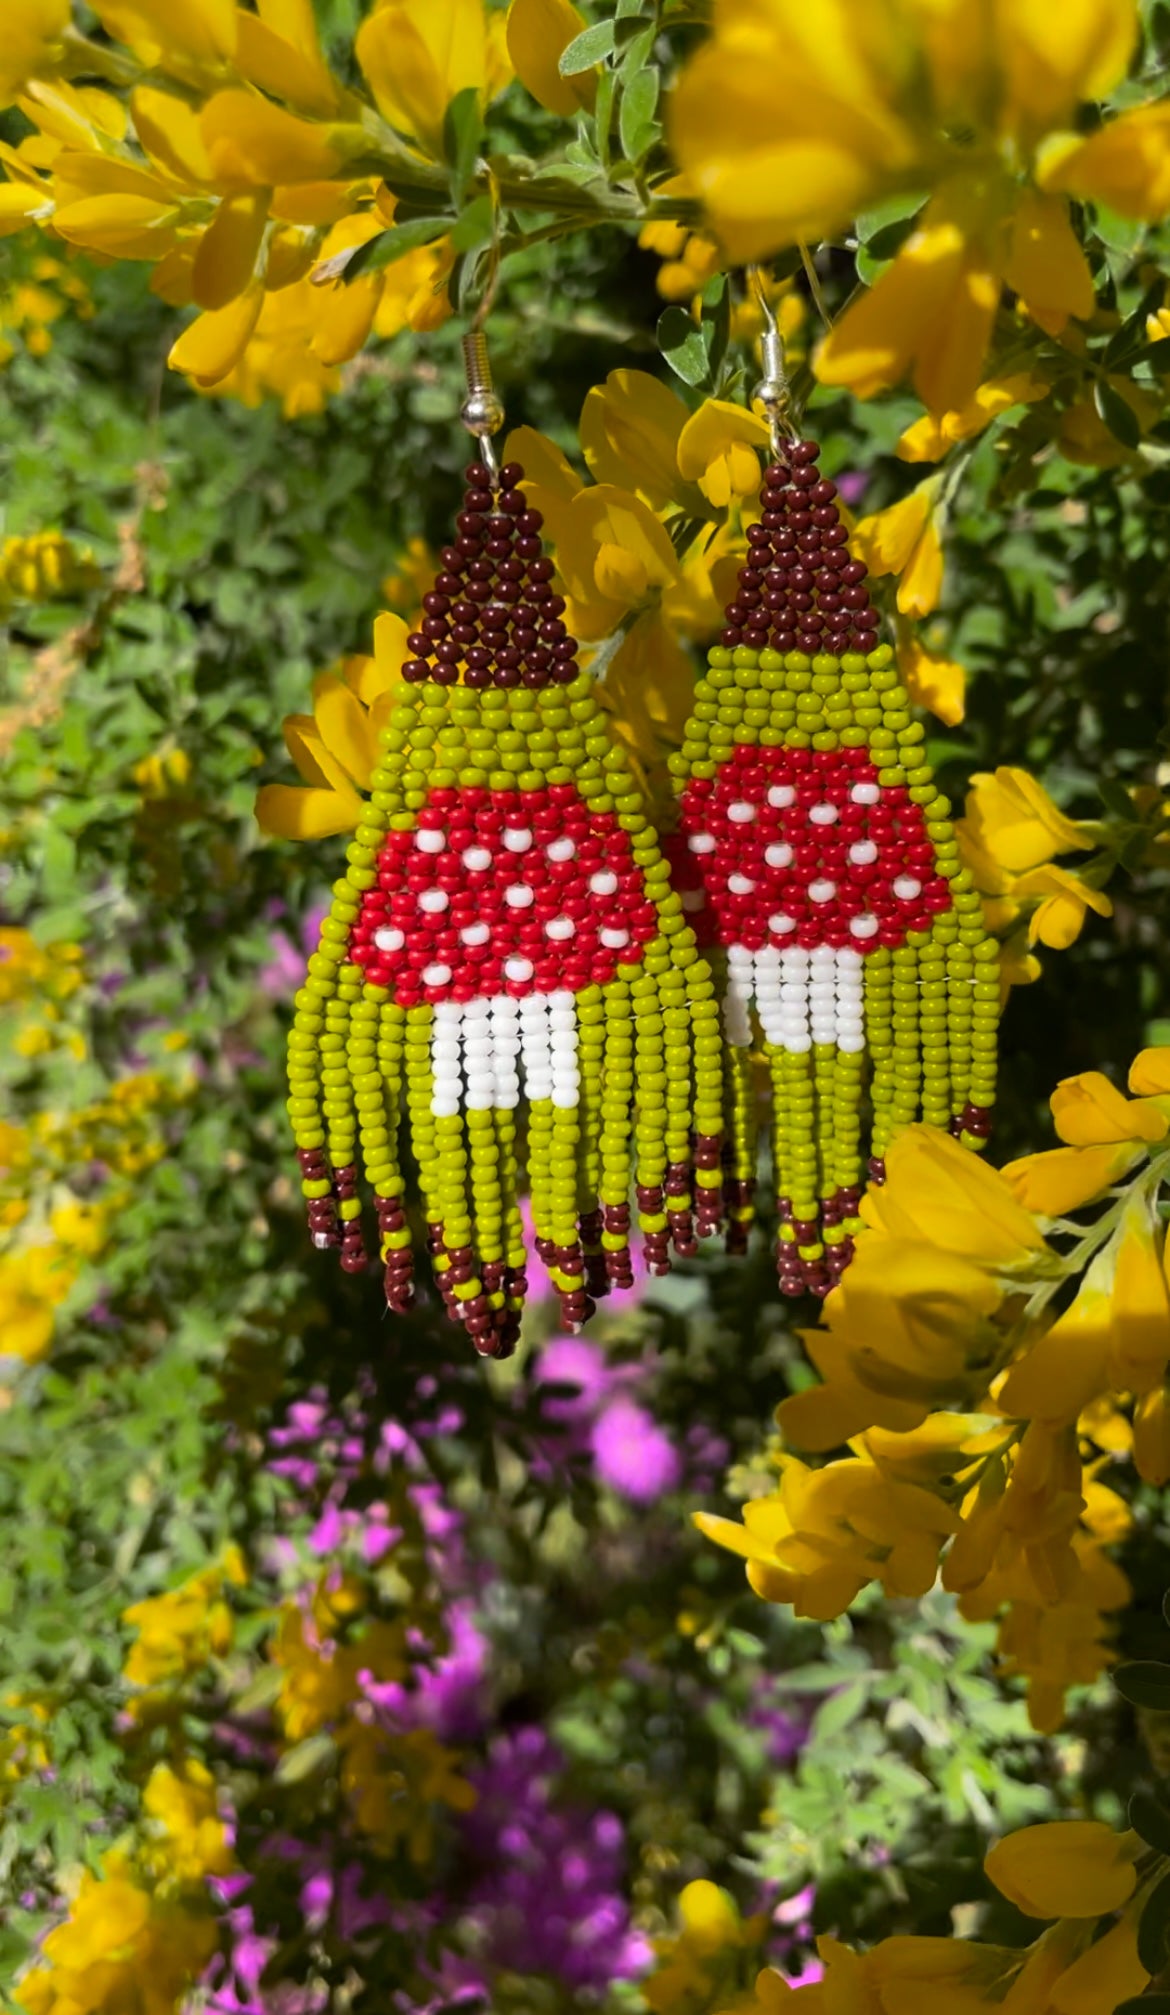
850, 915, 879, 939
431, 1095, 461, 1117
765, 844, 793, 868
767, 784, 795, 808
836, 948, 863, 972
839, 1034, 866, 1054
374, 927, 404, 952
547, 837, 576, 862
809, 803, 838, 825
505, 956, 534, 981
504, 827, 533, 852
894, 875, 922, 900
600, 927, 629, 948
808, 879, 836, 903
545, 917, 575, 940
527, 1079, 552, 1100
418, 889, 448, 913
550, 991, 575, 1012
769, 912, 796, 934
415, 828, 445, 853
463, 1037, 493, 1058
505, 884, 534, 908
727, 873, 756, 895
462, 846, 492, 871
460, 922, 490, 946
851, 783, 880, 805
422, 963, 451, 986
590, 870, 618, 895
784, 1032, 811, 1054
728, 801, 756, 822
848, 840, 878, 865
688, 832, 716, 854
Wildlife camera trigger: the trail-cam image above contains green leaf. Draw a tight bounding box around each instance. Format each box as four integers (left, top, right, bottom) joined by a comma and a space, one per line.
1130, 1788, 1170, 1857
1138, 1870, 1170, 1977
811, 1684, 870, 1742
1116, 2000, 1170, 2015
316, 217, 450, 285
657, 304, 710, 386
1094, 377, 1142, 449
1142, 336, 1170, 372
700, 273, 730, 386
450, 192, 494, 254
559, 19, 615, 72
618, 64, 659, 161
1114, 1659, 1170, 1709
443, 86, 483, 206
273, 1731, 336, 1784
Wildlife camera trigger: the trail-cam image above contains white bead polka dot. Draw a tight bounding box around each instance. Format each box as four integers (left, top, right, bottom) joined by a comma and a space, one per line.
851, 783, 880, 805
727, 873, 756, 895
374, 926, 404, 952
414, 829, 445, 853
460, 922, 489, 946
809, 803, 838, 825
505, 884, 534, 908
546, 837, 576, 862
768, 784, 795, 808
503, 827, 533, 852
418, 889, 448, 913
462, 845, 491, 871
894, 875, 922, 900
765, 843, 793, 868
728, 801, 756, 822
848, 841, 878, 865
545, 916, 575, 940
808, 879, 836, 903
688, 832, 716, 854
589, 870, 617, 895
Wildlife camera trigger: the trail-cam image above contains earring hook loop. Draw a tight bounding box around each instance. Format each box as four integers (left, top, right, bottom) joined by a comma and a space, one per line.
460, 328, 504, 484
747, 264, 798, 457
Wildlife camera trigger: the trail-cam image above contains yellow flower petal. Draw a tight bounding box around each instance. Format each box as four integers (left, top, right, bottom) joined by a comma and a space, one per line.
131, 85, 215, 184
998, 1278, 1111, 1424
859, 1123, 1048, 1266
1004, 189, 1094, 336
1051, 1068, 1168, 1147
852, 488, 933, 576
169, 281, 264, 385
52, 191, 180, 258
1003, 1140, 1144, 1215
961, 765, 1093, 874
985, 1820, 1136, 1920
356, 0, 488, 159
255, 781, 361, 840
896, 519, 943, 618
92, 0, 237, 66
677, 397, 770, 507
999, 0, 1138, 140
506, 0, 596, 116
191, 188, 268, 311
1129, 1045, 1170, 1096
0, 182, 50, 232
503, 423, 582, 503
234, 8, 340, 119
580, 369, 689, 511
1133, 1387, 1170, 1487
1040, 101, 1170, 221
201, 89, 355, 185
897, 634, 966, 725
311, 673, 379, 789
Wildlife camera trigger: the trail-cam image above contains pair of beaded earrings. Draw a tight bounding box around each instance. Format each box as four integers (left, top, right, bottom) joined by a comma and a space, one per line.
285, 315, 997, 1356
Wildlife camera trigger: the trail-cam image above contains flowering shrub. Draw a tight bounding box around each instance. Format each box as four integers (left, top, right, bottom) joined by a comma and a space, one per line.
2, 1, 1170, 2011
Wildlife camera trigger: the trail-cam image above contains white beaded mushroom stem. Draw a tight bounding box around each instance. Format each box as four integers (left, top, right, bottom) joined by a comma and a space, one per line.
723, 944, 754, 1048
461, 999, 495, 1113
548, 989, 580, 1110
518, 992, 553, 1105
430, 1001, 464, 1119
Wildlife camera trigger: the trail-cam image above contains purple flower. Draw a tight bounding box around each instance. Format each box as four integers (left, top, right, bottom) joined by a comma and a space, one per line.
259, 901, 329, 999
590, 1397, 681, 1502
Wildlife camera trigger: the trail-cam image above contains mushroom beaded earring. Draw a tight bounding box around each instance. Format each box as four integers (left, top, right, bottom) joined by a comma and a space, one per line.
667, 279, 999, 1299
285, 334, 724, 1356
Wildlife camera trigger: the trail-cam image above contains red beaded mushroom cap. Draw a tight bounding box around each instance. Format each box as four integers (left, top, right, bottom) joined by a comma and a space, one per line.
350, 783, 658, 1006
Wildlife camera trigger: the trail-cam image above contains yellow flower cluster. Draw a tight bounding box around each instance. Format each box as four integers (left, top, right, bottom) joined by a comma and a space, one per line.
0, 0, 519, 409
959, 765, 1111, 963
122, 1546, 246, 1694
140, 1757, 236, 1887
0, 531, 102, 609
17, 1851, 218, 2015
701, 1053, 1170, 1733
730, 1817, 1153, 2011
0, 251, 91, 367
671, 0, 1167, 417
270, 1597, 475, 1854
646, 1880, 767, 2015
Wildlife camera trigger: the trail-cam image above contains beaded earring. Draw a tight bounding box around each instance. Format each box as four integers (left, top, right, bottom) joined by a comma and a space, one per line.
286, 336, 723, 1356
666, 291, 998, 1299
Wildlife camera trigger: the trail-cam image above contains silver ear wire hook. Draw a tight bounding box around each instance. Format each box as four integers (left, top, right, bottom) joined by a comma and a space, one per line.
460, 330, 504, 484
748, 266, 798, 456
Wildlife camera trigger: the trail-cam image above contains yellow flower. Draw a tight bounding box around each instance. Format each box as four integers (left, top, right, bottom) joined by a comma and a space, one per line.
122, 1550, 245, 1691
677, 399, 770, 509
1004, 1053, 1168, 1215
1011, 863, 1113, 949
696, 1452, 960, 1618
506, 0, 597, 117
356, 0, 511, 160
957, 767, 1109, 953
990, 1531, 1131, 1734
256, 615, 409, 841
272, 1604, 408, 1741
851, 485, 944, 619
0, 1242, 76, 1364
1133, 1384, 1170, 1486
339, 1722, 475, 1858
579, 368, 691, 514
0, 0, 70, 106
142, 1758, 236, 1886
896, 630, 966, 726
18, 1851, 217, 2015
671, 0, 1144, 412
645, 1879, 767, 2015
897, 371, 1050, 463
984, 1819, 1137, 1920
998, 1197, 1170, 1423
858, 1123, 1049, 1270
